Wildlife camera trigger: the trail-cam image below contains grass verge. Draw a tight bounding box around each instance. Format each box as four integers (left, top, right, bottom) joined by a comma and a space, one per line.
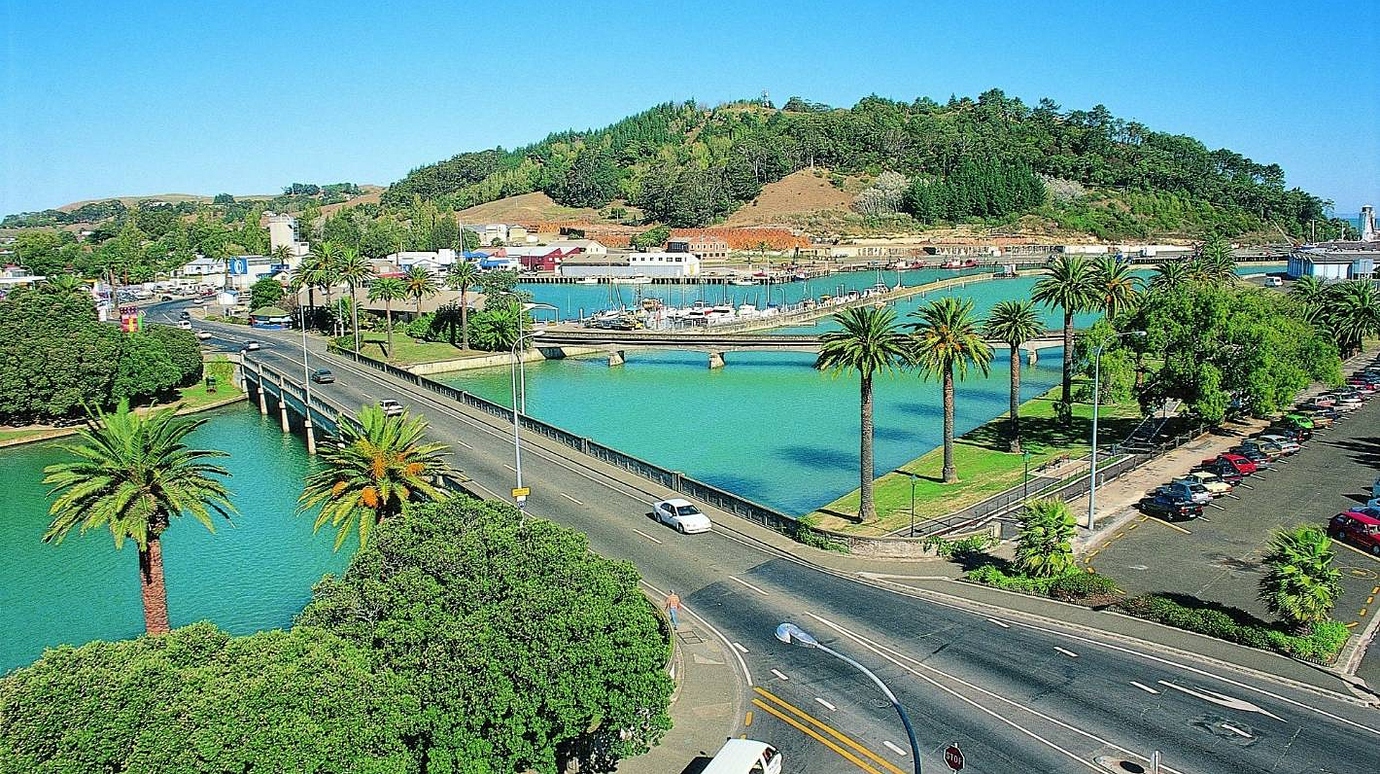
335, 333, 485, 367
812, 385, 1143, 535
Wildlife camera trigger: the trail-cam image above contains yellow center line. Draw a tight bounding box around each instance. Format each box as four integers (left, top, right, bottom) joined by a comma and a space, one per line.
754, 687, 906, 774
1348, 621, 1360, 628
1360, 608, 1369, 617
752, 698, 885, 774
745, 710, 753, 727
1127, 523, 1139, 530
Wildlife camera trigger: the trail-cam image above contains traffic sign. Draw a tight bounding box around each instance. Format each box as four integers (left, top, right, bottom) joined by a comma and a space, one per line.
511, 487, 530, 498
944, 743, 964, 772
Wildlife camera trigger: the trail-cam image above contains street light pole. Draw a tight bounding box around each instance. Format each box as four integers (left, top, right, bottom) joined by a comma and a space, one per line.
776, 624, 922, 773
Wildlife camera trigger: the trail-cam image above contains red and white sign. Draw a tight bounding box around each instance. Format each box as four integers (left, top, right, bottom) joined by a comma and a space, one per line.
944, 743, 964, 771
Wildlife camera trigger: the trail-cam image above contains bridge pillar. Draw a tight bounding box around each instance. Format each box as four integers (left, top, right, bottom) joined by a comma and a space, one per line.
708, 351, 726, 369
256, 362, 268, 415
1027, 348, 1038, 366
304, 412, 317, 455
608, 350, 625, 367
278, 376, 291, 433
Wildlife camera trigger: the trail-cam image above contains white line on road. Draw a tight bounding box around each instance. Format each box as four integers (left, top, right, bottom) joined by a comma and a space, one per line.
456, 440, 473, 449
986, 618, 1010, 629
814, 697, 837, 711
770, 669, 789, 681
729, 576, 770, 596
883, 741, 908, 756
631, 528, 662, 544
503, 464, 516, 472
1156, 680, 1284, 721
732, 642, 749, 654
560, 492, 583, 505
1054, 646, 1079, 658
1220, 722, 1254, 738
1130, 681, 1161, 695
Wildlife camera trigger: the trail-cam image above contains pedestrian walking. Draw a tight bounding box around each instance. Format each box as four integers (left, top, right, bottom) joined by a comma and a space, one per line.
665, 590, 681, 630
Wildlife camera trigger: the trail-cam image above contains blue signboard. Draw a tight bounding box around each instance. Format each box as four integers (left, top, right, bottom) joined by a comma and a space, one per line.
227, 257, 249, 275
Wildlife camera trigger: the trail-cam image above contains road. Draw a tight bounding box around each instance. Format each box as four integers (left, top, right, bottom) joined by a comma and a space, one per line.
184, 312, 1380, 774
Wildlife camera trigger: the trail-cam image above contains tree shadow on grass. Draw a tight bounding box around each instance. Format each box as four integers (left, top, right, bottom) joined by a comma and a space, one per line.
961, 410, 1141, 455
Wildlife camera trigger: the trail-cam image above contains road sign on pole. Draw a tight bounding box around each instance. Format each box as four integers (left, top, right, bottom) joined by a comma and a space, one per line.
944, 743, 964, 772
511, 487, 530, 498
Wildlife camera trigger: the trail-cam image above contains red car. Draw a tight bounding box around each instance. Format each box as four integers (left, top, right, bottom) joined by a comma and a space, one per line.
1200, 453, 1258, 477
1329, 510, 1380, 555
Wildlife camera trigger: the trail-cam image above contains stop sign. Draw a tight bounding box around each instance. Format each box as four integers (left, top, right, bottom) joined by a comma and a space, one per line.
944, 743, 965, 771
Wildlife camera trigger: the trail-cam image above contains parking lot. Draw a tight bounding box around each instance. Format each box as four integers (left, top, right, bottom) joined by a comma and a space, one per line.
1086, 370, 1380, 686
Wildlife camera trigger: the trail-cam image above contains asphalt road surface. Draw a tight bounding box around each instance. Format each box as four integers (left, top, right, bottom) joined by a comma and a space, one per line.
196, 318, 1380, 774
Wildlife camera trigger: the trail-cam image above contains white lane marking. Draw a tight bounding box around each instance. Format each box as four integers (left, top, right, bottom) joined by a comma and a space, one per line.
883, 740, 908, 757
732, 641, 749, 654
560, 492, 583, 505
1221, 722, 1253, 738
806, 613, 1169, 774
1131, 681, 1161, 695
729, 576, 769, 596
770, 668, 789, 681
503, 464, 516, 472
814, 697, 837, 711
457, 440, 473, 449
631, 528, 662, 544
986, 618, 1010, 628
1055, 646, 1079, 658
1156, 680, 1284, 721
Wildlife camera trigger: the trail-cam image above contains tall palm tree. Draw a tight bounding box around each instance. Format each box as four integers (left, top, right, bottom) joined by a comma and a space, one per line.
1014, 498, 1078, 578
335, 246, 374, 354
1290, 275, 1329, 325
42, 402, 236, 634
404, 265, 440, 317
1190, 237, 1236, 284
369, 276, 408, 356
270, 243, 293, 267
1149, 260, 1192, 293
299, 404, 456, 549
909, 297, 994, 483
1091, 255, 1143, 322
42, 274, 88, 298
308, 240, 342, 336
1031, 254, 1098, 414
446, 260, 482, 350
1324, 280, 1380, 356
814, 306, 911, 522
1258, 525, 1342, 633
983, 300, 1044, 452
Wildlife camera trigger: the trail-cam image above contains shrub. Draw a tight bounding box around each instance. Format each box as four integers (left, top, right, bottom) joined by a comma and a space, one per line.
1118, 594, 1349, 664
791, 515, 850, 553
964, 564, 1061, 595
1049, 571, 1121, 603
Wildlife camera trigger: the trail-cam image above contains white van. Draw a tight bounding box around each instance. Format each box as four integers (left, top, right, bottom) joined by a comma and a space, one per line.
702, 739, 782, 774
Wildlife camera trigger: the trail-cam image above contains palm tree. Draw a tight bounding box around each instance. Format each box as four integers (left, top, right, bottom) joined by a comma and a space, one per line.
1032, 254, 1098, 414
1149, 260, 1192, 293
404, 265, 440, 317
909, 297, 994, 483
1324, 280, 1380, 356
42, 402, 236, 634
298, 404, 456, 549
1190, 237, 1236, 284
270, 243, 293, 267
369, 276, 408, 356
1014, 498, 1078, 578
308, 241, 342, 336
983, 300, 1044, 452
1290, 275, 1330, 326
1091, 256, 1142, 322
446, 260, 482, 351
42, 274, 87, 298
814, 306, 912, 522
335, 246, 374, 354
1258, 525, 1342, 633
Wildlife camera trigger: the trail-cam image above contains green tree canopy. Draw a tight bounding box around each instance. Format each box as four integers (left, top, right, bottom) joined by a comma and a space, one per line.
297, 495, 673, 773
1258, 526, 1342, 633
0, 286, 122, 422
1014, 498, 1078, 577
249, 277, 286, 311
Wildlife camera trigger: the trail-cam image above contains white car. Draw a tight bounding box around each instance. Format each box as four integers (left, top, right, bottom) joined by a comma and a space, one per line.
650, 498, 712, 534
1256, 434, 1301, 454
1264, 276, 1284, 287
377, 399, 404, 417
196, 330, 212, 340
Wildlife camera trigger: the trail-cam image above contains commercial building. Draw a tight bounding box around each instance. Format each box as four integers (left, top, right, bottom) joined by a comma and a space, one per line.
558, 251, 700, 279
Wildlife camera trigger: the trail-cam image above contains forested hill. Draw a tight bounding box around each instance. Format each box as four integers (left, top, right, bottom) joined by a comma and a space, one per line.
385, 92, 1348, 240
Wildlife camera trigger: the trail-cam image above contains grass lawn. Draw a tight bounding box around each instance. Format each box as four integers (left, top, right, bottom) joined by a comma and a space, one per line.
173, 357, 243, 410
343, 332, 488, 367
811, 384, 1144, 536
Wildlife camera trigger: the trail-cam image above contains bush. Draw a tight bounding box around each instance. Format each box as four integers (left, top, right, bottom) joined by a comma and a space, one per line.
1049, 571, 1122, 603
1118, 594, 1350, 664
964, 564, 1061, 595
791, 515, 850, 553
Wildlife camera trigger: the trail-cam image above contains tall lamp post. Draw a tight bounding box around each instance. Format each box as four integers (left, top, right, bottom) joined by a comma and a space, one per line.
776, 623, 922, 774
1087, 331, 1144, 530
509, 302, 558, 510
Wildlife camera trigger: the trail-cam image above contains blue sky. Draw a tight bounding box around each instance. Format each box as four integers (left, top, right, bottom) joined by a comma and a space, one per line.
2, 1, 1376, 217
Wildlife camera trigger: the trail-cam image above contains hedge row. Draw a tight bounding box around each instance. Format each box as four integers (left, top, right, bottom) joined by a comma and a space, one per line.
1118, 594, 1350, 664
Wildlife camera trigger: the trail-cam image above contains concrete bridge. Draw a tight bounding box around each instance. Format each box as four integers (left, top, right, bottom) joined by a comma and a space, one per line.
531, 327, 1068, 368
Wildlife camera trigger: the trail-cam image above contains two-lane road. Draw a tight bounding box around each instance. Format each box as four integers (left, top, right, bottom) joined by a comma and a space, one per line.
209, 322, 1379, 773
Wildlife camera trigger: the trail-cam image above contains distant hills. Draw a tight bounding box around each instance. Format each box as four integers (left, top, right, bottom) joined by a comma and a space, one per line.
386, 93, 1352, 241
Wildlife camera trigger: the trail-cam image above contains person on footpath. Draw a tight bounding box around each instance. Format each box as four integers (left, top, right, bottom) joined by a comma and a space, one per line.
665, 590, 681, 630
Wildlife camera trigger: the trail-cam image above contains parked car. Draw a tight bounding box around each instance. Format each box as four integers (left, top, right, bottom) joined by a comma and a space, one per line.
1269, 424, 1312, 442
1227, 447, 1271, 470
1238, 439, 1285, 460
1264, 276, 1284, 287
242, 341, 261, 351
310, 368, 335, 384
1159, 479, 1211, 505
1184, 470, 1232, 497
1256, 433, 1301, 455
1203, 453, 1258, 477
650, 498, 712, 534
1202, 461, 1246, 485
1301, 396, 1336, 410
1345, 379, 1377, 393
1328, 510, 1380, 555
1333, 395, 1364, 411
377, 399, 404, 416
1138, 492, 1204, 521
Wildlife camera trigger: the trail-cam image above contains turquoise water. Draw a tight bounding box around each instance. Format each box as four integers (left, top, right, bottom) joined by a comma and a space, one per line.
0, 407, 349, 674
